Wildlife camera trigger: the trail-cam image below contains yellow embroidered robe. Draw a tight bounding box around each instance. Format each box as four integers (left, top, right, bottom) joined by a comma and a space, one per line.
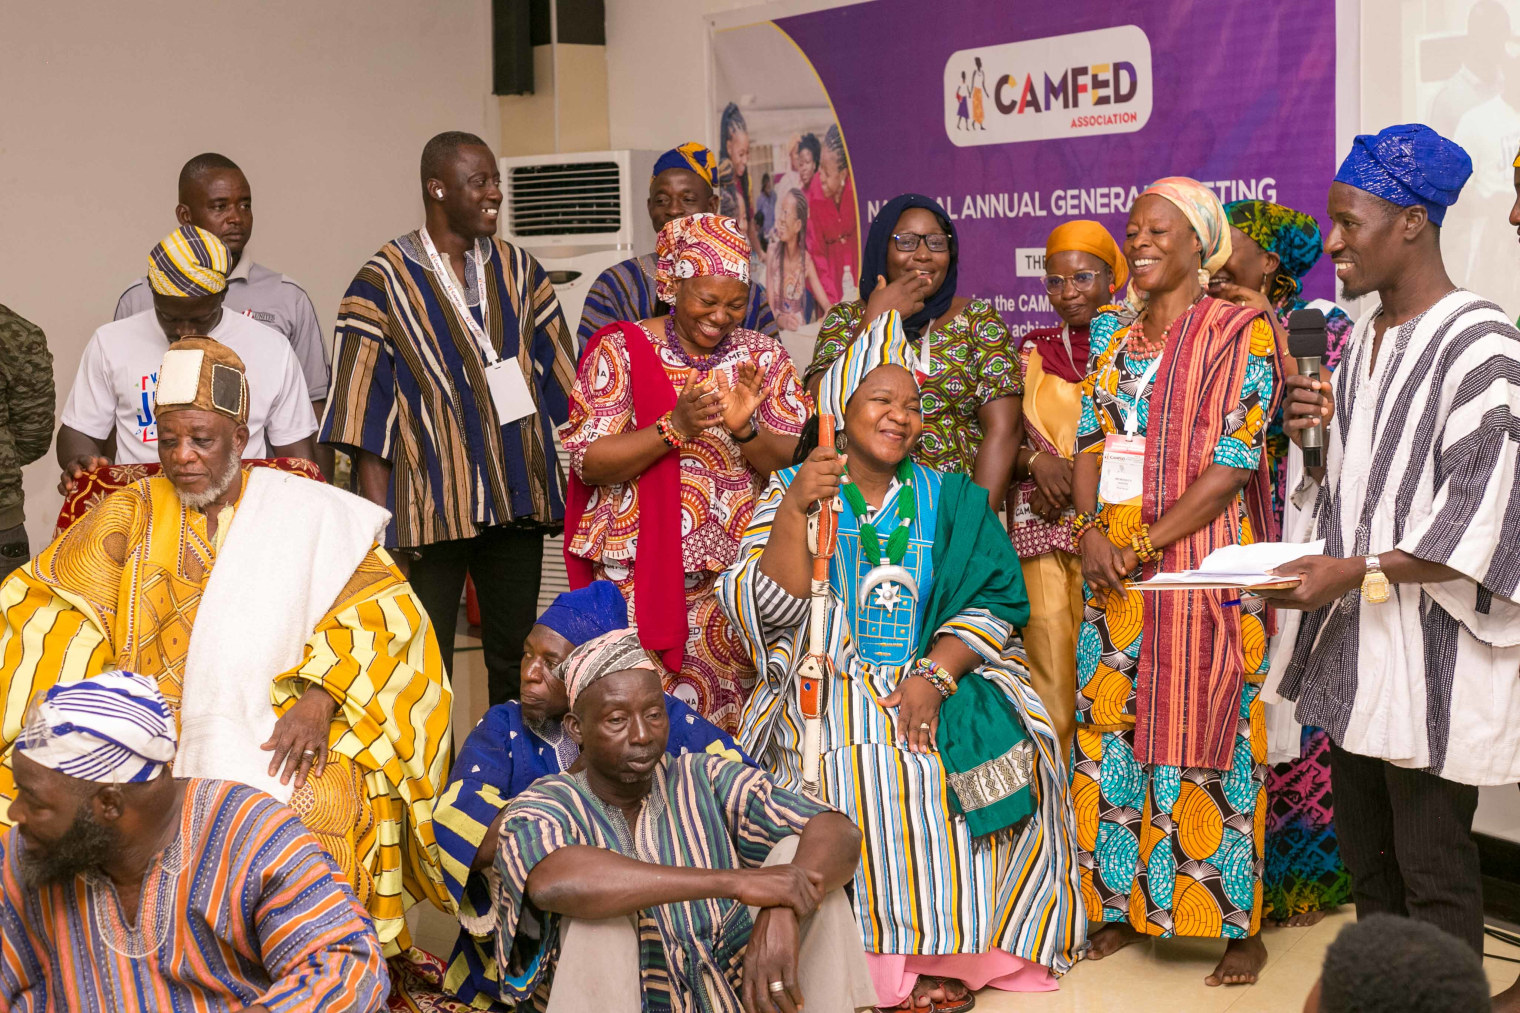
0, 475, 453, 953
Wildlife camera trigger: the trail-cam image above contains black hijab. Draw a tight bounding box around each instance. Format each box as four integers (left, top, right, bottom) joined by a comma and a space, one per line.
858, 193, 958, 338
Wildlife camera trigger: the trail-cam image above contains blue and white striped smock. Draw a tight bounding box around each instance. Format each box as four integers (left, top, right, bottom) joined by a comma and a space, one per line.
717, 462, 1085, 974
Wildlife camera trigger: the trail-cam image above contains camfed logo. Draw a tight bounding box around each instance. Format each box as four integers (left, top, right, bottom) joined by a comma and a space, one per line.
945, 26, 1153, 146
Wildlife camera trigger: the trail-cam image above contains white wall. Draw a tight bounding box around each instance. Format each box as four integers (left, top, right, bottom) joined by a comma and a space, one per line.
0, 0, 494, 547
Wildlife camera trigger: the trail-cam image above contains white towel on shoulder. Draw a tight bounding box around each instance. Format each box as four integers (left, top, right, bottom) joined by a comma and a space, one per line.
173, 469, 390, 802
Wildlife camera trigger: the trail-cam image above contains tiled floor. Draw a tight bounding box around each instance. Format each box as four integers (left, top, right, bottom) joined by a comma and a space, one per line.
974, 911, 1520, 1012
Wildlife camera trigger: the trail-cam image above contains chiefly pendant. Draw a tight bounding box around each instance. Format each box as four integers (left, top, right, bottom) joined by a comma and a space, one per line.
858, 564, 919, 612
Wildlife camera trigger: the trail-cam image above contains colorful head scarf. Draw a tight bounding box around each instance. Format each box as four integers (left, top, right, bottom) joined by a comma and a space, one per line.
816, 308, 920, 423
653, 213, 751, 304
1335, 124, 1472, 226
559, 628, 662, 710
18, 672, 176, 784
1223, 200, 1324, 306
1139, 177, 1232, 288
154, 336, 250, 425
536, 581, 629, 655
652, 142, 717, 189
147, 224, 229, 298
1045, 219, 1128, 289
859, 194, 957, 337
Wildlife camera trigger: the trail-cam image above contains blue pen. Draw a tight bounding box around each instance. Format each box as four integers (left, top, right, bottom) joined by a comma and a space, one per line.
1221, 598, 1243, 608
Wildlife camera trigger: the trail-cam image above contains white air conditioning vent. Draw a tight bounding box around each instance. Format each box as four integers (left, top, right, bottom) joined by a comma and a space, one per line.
508, 161, 623, 237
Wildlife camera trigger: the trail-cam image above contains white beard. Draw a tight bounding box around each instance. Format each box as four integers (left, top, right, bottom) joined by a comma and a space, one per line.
177, 454, 241, 512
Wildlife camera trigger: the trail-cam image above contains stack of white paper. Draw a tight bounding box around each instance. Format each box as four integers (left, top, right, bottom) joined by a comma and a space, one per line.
1128, 540, 1325, 591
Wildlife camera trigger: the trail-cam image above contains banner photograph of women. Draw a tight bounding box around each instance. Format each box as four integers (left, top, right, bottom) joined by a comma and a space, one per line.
712, 22, 859, 352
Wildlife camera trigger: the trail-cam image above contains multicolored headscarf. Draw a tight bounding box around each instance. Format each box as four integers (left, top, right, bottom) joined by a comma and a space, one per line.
652, 142, 717, 189
1223, 200, 1324, 306
653, 213, 751, 304
147, 224, 229, 298
1046, 219, 1128, 289
816, 308, 920, 423
18, 672, 176, 784
1336, 123, 1472, 226
536, 581, 628, 656
1140, 177, 1232, 288
559, 628, 662, 710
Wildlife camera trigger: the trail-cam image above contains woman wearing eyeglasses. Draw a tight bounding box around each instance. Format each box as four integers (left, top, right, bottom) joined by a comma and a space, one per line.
1006, 221, 1127, 759
804, 194, 1023, 509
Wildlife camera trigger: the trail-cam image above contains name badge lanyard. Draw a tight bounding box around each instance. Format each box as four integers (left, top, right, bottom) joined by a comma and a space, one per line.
420, 227, 498, 365
1121, 348, 1165, 440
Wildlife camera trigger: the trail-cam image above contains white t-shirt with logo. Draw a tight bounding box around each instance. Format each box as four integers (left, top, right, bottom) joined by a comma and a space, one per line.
61, 309, 318, 464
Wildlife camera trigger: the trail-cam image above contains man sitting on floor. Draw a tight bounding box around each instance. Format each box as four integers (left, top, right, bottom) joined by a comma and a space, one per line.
484, 628, 877, 1012
0, 337, 452, 954
1, 672, 388, 1011
434, 582, 749, 1006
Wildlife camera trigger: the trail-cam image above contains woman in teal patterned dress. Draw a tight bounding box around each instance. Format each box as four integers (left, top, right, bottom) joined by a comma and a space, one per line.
1210, 200, 1355, 928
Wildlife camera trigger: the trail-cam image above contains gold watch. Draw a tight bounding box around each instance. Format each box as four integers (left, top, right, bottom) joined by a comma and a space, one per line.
1361, 555, 1390, 604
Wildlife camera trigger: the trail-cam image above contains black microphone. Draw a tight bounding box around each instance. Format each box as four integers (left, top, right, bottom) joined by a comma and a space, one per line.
1286, 308, 1328, 470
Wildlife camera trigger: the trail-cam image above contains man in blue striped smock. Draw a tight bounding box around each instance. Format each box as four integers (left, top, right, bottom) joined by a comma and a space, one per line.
575, 142, 779, 355
485, 628, 876, 1012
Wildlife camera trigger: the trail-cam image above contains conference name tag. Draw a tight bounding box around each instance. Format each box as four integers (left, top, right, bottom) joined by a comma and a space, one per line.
1099, 434, 1145, 506
485, 358, 537, 424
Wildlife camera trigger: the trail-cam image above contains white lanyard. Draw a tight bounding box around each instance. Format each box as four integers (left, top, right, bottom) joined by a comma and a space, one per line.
1112, 334, 1165, 438
420, 227, 497, 365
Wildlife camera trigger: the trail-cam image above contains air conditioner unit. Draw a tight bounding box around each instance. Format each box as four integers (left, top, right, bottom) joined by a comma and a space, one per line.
498, 149, 660, 612
499, 149, 660, 332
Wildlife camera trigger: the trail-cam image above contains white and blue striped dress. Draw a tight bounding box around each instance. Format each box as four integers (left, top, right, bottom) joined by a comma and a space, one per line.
718, 463, 1084, 974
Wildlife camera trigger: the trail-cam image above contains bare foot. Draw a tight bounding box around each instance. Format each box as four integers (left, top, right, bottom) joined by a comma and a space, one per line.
1276, 909, 1328, 929
1205, 935, 1267, 987
878, 978, 938, 1011
1492, 978, 1520, 1012
1086, 922, 1142, 960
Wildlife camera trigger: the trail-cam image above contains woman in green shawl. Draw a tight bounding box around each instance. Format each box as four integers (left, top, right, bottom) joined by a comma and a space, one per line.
718, 310, 1082, 1012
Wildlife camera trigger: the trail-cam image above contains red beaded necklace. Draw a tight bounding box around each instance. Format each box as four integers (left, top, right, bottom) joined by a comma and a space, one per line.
1126, 297, 1202, 360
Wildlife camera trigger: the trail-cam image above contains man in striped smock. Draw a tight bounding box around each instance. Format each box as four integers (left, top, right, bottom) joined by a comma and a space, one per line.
1266, 125, 1520, 1008
483, 628, 876, 1012
0, 673, 388, 1011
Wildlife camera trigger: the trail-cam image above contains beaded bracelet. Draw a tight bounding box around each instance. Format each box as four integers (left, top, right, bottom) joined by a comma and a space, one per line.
1071, 510, 1104, 541
655, 411, 686, 449
1131, 524, 1163, 564
912, 657, 958, 698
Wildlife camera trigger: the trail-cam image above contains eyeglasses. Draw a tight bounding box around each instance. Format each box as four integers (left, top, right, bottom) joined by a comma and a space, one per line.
892, 232, 952, 253
1041, 270, 1103, 294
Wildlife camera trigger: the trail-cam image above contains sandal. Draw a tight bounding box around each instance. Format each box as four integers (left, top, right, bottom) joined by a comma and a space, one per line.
928, 977, 976, 1013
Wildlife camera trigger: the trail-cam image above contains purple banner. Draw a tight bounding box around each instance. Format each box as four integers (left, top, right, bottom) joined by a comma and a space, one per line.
716, 0, 1337, 339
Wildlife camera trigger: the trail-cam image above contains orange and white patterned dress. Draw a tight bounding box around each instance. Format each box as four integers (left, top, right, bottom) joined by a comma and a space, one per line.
563, 323, 809, 733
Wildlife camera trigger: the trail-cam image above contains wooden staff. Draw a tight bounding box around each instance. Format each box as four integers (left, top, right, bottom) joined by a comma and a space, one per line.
797, 413, 839, 795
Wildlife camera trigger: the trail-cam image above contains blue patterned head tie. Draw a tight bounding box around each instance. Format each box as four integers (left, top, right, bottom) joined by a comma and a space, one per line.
537, 581, 629, 654
817, 309, 920, 424
1224, 200, 1324, 304
652, 142, 718, 189
18, 672, 176, 784
1334, 124, 1472, 225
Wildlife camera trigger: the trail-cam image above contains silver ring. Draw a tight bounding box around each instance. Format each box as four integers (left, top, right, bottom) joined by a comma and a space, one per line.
301, 749, 318, 758
768, 981, 787, 994
919, 722, 932, 731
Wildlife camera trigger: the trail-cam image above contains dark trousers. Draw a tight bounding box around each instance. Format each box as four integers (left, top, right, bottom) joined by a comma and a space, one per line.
408, 526, 543, 707
1328, 740, 1484, 953
0, 524, 28, 583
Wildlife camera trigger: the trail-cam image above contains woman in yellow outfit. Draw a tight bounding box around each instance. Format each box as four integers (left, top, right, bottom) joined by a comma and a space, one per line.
1007, 221, 1126, 758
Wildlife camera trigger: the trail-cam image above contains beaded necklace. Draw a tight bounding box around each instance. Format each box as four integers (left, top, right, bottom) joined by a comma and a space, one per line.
838, 459, 916, 565
664, 312, 731, 370
1126, 296, 1202, 361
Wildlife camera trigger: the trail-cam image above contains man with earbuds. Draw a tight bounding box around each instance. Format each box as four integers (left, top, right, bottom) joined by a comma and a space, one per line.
321, 130, 578, 708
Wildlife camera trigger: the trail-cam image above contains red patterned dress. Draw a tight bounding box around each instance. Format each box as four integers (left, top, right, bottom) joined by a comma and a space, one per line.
562, 323, 808, 732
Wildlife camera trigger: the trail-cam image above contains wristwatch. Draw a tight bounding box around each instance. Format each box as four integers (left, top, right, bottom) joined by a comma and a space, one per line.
1361, 555, 1390, 604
